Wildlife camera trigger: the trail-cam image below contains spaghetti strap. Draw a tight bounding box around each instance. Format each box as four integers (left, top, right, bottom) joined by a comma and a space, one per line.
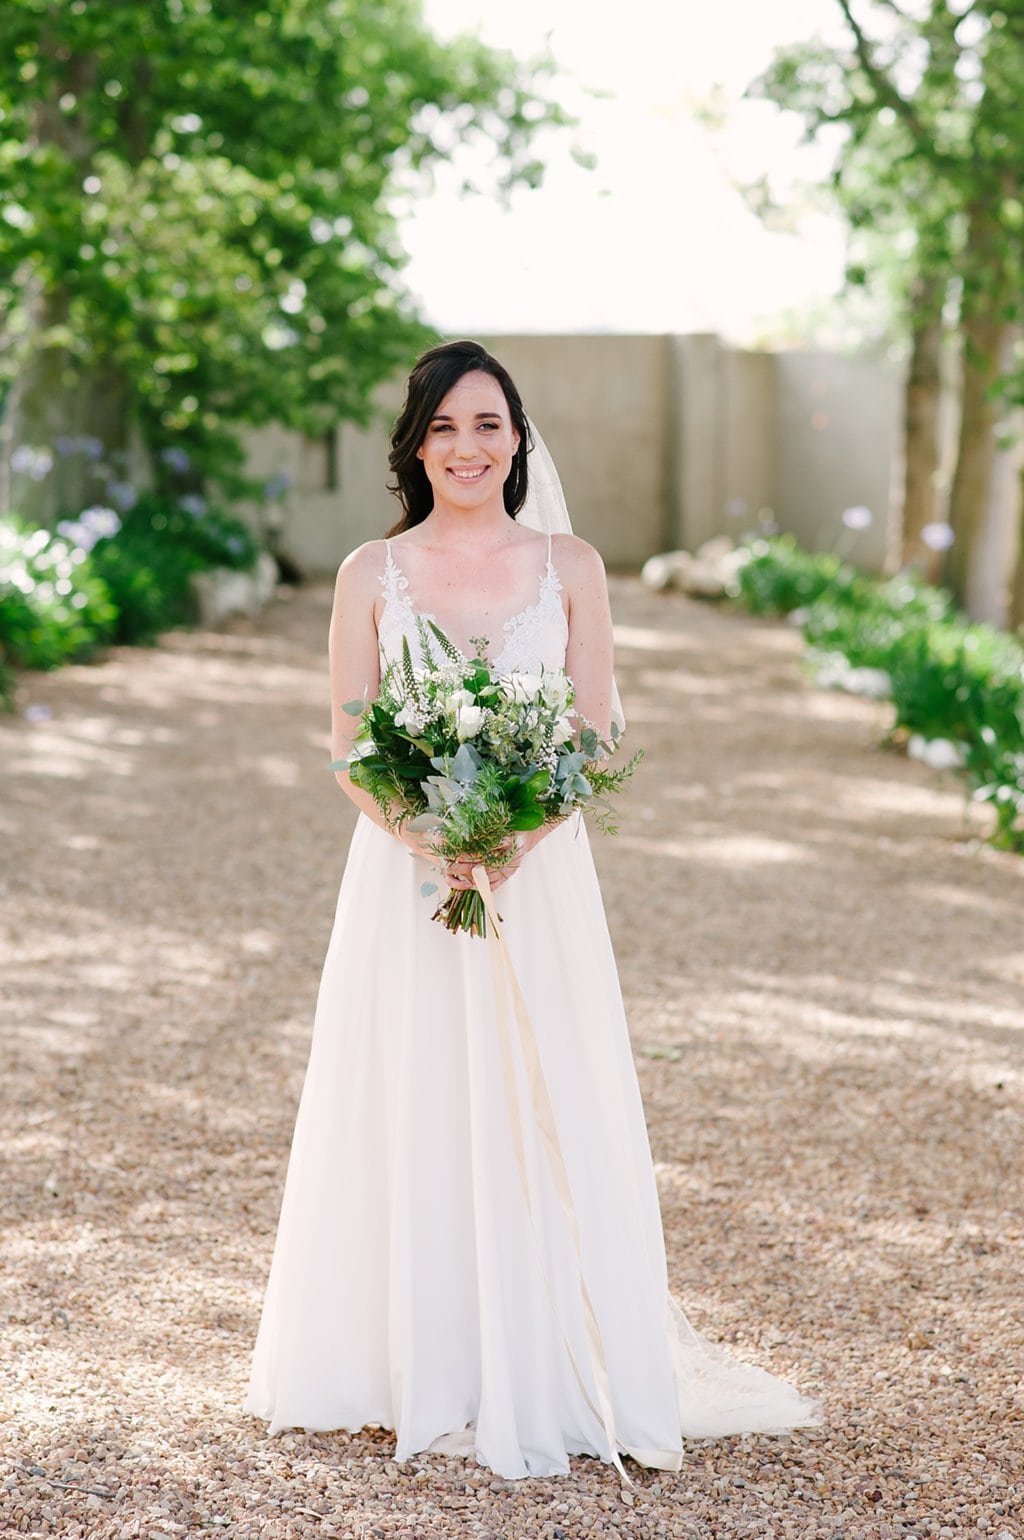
379, 538, 408, 603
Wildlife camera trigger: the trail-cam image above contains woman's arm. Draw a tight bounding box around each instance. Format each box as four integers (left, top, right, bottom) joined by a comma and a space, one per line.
560, 533, 615, 741
328, 542, 448, 867
462, 533, 616, 887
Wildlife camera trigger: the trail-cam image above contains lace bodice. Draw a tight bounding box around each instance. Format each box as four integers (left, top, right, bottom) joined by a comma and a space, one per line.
377, 537, 569, 676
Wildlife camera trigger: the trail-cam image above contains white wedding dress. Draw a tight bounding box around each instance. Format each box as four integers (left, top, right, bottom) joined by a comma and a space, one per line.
244, 538, 822, 1479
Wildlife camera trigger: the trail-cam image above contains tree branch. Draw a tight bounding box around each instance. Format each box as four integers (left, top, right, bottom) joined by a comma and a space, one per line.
834, 0, 930, 145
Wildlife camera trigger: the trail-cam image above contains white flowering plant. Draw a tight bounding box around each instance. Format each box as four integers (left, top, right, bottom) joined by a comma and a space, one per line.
331, 618, 641, 936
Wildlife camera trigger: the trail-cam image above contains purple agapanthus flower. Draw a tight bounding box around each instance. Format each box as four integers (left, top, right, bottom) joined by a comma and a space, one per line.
920, 523, 954, 552
11, 445, 54, 480
56, 519, 96, 552
81, 505, 121, 539
263, 471, 292, 499
179, 494, 207, 518
106, 480, 138, 511
160, 446, 191, 474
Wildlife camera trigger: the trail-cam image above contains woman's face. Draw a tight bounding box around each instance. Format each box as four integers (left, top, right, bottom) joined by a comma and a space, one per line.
416, 370, 520, 511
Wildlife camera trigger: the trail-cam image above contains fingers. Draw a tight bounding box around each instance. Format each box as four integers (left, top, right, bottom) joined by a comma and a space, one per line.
444, 862, 517, 891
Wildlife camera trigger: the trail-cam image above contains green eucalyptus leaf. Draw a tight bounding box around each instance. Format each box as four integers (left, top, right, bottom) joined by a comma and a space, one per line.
407, 812, 444, 831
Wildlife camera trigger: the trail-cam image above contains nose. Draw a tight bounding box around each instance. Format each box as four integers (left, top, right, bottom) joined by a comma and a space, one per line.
453, 425, 480, 457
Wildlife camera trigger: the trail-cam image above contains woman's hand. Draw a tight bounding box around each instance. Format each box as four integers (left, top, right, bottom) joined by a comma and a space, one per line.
443, 835, 525, 893
400, 821, 563, 892
445, 822, 565, 892
396, 823, 446, 869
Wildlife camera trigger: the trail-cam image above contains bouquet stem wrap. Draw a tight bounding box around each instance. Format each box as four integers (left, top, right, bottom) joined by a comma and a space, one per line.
471, 862, 651, 1486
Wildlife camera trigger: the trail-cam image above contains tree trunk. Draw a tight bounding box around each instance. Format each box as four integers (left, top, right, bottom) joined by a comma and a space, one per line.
900, 274, 945, 578
3, 281, 135, 524
1011, 467, 1024, 631
945, 313, 1015, 614
1, 48, 138, 524
944, 200, 1015, 613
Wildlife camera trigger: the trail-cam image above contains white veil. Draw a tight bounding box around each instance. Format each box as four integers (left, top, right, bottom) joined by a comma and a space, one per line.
518, 418, 626, 736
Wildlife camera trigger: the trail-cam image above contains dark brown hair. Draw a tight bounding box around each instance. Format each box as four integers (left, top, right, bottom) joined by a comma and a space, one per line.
385, 339, 532, 535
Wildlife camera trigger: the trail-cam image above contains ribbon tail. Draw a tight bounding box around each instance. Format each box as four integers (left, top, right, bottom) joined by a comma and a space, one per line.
471, 864, 634, 1487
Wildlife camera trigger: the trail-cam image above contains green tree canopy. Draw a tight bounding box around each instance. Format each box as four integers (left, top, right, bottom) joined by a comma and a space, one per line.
753, 0, 1024, 617
0, 0, 566, 513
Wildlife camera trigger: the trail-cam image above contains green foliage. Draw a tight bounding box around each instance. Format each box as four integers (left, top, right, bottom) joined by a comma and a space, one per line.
733, 535, 861, 615
886, 620, 1024, 750
0, 517, 117, 701
802, 575, 954, 670
1, 492, 266, 704
88, 493, 261, 644
752, 2, 1024, 414
964, 732, 1024, 853
732, 535, 1024, 852
0, 0, 569, 492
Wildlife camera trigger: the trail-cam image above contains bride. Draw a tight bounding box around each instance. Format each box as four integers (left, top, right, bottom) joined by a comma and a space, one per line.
244, 339, 822, 1480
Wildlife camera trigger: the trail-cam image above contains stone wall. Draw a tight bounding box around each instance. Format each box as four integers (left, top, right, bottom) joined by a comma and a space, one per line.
242, 333, 901, 576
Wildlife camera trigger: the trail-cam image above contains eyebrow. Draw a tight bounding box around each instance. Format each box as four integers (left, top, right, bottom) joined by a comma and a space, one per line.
429, 411, 502, 420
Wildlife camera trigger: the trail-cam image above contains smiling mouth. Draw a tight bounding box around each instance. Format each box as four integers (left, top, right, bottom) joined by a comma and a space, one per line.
447, 466, 489, 482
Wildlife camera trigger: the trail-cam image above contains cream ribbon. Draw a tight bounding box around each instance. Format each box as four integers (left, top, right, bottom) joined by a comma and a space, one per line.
471, 863, 639, 1486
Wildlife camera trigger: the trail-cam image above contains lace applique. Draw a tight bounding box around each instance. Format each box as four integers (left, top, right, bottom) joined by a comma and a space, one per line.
379, 542, 410, 605
491, 559, 566, 676
377, 541, 568, 676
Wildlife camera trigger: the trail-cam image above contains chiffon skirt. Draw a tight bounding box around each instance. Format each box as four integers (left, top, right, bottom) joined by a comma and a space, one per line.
245, 814, 821, 1478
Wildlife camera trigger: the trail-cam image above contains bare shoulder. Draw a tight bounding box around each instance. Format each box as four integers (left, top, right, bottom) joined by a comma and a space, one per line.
550, 531, 608, 584
334, 538, 389, 595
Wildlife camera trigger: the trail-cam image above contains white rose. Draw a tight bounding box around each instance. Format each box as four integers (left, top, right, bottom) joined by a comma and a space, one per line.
551, 715, 574, 746
455, 704, 485, 740
541, 673, 572, 712
503, 673, 543, 704
446, 688, 475, 712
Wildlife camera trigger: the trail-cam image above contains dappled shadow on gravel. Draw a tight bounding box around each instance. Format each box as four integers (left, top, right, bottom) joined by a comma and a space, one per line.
1, 579, 1021, 1539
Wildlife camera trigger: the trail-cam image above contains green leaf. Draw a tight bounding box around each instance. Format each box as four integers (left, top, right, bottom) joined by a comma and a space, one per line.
510, 806, 545, 831
420, 881, 439, 897
342, 699, 365, 716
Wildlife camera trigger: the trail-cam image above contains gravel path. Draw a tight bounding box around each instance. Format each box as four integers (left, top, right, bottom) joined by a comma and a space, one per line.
1, 578, 1021, 1540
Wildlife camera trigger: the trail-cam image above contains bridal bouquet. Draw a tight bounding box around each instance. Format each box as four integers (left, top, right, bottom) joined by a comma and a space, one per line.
331, 618, 641, 937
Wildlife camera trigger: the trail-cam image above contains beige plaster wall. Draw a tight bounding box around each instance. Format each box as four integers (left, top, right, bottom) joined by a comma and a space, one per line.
773, 352, 899, 571
243, 334, 900, 577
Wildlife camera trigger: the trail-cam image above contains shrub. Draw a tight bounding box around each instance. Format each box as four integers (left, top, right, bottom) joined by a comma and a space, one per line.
802, 576, 953, 671
731, 534, 1024, 855
733, 535, 862, 615
1, 493, 265, 701
886, 621, 1024, 749
85, 492, 260, 644
0, 516, 117, 704
963, 731, 1024, 852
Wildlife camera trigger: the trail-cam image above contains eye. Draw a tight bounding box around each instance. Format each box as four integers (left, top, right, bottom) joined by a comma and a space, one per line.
479, 420, 500, 431
429, 422, 454, 433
